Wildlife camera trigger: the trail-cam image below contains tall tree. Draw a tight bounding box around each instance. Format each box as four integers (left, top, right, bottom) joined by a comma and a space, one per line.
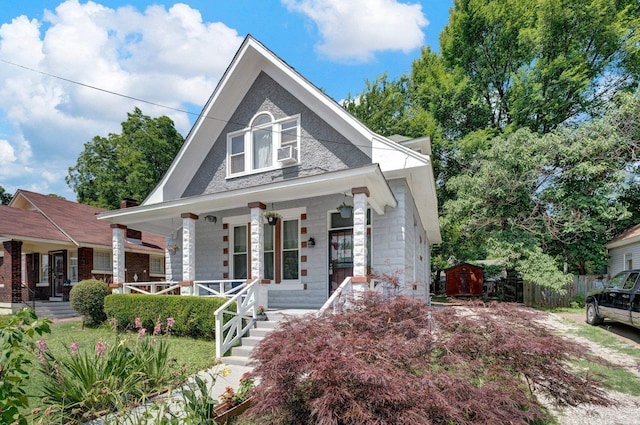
440, 0, 640, 133
444, 91, 639, 283
66, 108, 183, 210
0, 185, 12, 205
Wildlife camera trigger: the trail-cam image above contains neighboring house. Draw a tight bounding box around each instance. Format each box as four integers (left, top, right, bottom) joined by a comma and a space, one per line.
605, 223, 640, 277
0, 190, 165, 314
98, 36, 442, 309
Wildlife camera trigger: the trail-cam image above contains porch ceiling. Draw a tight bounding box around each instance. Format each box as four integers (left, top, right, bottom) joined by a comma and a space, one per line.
97, 164, 396, 237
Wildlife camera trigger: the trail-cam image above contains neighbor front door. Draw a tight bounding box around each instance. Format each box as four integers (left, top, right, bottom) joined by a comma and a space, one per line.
329, 230, 353, 296
51, 251, 66, 298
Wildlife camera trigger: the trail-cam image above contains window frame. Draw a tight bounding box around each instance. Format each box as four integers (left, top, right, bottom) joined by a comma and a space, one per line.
226, 113, 301, 178
149, 256, 165, 277
92, 250, 113, 275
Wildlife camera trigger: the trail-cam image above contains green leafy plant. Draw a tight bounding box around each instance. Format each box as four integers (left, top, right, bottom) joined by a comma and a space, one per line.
0, 308, 51, 425
69, 279, 110, 326
33, 317, 181, 424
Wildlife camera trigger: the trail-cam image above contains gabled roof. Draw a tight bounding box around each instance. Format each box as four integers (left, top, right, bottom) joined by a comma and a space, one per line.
606, 223, 640, 249
2, 190, 163, 252
140, 35, 441, 244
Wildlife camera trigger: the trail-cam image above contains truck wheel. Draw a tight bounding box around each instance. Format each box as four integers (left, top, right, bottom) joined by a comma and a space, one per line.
586, 302, 604, 325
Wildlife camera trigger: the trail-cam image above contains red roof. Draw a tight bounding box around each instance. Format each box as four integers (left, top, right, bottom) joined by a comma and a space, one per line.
1, 190, 164, 253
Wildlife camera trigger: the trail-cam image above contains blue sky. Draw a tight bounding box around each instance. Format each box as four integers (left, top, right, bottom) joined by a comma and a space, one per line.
0, 0, 452, 200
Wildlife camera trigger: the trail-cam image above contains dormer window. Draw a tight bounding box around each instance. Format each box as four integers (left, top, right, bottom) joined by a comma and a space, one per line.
227, 113, 300, 177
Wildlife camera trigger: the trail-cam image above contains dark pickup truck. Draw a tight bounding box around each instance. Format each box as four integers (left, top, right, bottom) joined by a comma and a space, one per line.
586, 270, 640, 328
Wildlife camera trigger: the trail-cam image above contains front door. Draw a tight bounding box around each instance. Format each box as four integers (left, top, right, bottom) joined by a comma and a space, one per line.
51, 252, 66, 298
329, 230, 353, 295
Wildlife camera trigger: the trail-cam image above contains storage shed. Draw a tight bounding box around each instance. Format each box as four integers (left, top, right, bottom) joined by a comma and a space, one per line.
445, 262, 483, 297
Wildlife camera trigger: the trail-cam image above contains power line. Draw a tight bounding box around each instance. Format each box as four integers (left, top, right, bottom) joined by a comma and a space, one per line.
0, 58, 428, 155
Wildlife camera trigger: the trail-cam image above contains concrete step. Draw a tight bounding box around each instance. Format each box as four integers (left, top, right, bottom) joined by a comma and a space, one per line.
222, 355, 252, 367
33, 301, 81, 320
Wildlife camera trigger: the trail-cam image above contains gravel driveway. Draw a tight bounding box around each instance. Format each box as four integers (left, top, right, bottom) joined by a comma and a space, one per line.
541, 311, 640, 425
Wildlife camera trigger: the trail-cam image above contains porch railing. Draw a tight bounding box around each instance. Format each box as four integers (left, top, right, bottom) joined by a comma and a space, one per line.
122, 281, 181, 295
194, 280, 247, 297
215, 279, 259, 359
319, 277, 380, 314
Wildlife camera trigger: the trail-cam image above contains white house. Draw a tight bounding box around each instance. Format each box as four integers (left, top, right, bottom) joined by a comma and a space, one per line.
606, 223, 640, 276
97, 36, 441, 309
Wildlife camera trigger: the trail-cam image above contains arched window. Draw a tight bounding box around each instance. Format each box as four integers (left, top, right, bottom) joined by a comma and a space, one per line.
252, 114, 272, 169
227, 112, 300, 176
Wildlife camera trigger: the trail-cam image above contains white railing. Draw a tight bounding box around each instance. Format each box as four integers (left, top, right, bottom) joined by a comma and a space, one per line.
319, 277, 380, 313
122, 281, 181, 295
193, 280, 247, 297
215, 279, 259, 359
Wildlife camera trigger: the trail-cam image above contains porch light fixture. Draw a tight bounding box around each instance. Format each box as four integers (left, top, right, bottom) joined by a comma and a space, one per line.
204, 215, 217, 223
308, 237, 316, 247
167, 244, 180, 255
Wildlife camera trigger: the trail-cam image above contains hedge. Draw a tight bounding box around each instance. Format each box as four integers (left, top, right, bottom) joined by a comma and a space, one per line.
104, 294, 235, 339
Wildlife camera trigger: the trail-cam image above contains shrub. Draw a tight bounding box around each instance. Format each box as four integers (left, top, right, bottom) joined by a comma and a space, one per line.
570, 293, 586, 309
104, 294, 232, 339
248, 293, 612, 425
69, 279, 110, 326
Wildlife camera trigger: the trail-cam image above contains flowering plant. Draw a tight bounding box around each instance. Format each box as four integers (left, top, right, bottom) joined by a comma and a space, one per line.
219, 372, 255, 408
257, 305, 265, 315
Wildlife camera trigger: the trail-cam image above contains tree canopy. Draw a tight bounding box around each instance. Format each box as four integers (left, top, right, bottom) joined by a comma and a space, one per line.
345, 0, 640, 286
0, 185, 12, 205
66, 108, 184, 210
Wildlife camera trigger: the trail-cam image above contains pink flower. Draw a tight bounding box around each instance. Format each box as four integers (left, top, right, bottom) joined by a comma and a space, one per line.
37, 340, 48, 352
166, 317, 175, 328
134, 317, 142, 329
95, 341, 107, 356
69, 342, 79, 354
138, 328, 146, 338
153, 323, 162, 335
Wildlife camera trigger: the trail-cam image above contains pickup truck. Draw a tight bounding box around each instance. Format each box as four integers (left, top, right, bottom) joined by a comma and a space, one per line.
586, 270, 640, 328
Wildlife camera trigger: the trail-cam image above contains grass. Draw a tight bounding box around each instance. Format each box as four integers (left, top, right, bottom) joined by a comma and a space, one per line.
19, 319, 219, 414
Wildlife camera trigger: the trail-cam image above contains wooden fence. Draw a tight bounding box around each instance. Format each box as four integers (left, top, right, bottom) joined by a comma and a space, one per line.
521, 274, 601, 308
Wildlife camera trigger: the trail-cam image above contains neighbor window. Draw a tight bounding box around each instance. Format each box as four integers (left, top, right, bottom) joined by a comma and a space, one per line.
41, 254, 49, 283
227, 113, 300, 176
93, 251, 112, 272
69, 252, 78, 283
625, 252, 633, 270
150, 256, 164, 275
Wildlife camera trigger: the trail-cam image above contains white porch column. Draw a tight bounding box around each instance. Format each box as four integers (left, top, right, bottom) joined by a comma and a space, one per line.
249, 202, 267, 309
352, 187, 370, 291
110, 224, 127, 294
180, 213, 198, 296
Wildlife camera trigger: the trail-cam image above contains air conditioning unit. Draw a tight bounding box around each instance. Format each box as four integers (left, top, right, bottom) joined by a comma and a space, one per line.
277, 146, 297, 164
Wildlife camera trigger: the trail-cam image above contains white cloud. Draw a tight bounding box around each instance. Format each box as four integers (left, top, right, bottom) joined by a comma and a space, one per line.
0, 0, 243, 197
282, 0, 428, 63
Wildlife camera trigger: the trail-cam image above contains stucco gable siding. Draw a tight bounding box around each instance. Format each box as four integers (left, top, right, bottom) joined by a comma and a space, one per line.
182, 72, 371, 198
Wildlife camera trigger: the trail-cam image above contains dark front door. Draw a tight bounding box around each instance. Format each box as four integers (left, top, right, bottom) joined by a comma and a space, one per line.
51, 252, 66, 298
329, 230, 353, 296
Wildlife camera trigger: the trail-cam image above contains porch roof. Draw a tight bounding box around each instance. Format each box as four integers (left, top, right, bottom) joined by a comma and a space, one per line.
97, 164, 397, 237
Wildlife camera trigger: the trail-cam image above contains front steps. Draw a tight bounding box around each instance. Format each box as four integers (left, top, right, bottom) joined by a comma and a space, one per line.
33, 301, 81, 321
221, 319, 279, 366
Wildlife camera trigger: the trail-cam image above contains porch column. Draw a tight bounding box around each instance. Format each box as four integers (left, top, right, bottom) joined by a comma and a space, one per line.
111, 224, 127, 294
180, 213, 198, 296
249, 202, 267, 309
352, 187, 370, 290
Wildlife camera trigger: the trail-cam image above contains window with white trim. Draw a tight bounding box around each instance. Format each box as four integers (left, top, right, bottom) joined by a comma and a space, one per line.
41, 254, 49, 283
264, 224, 275, 280
625, 252, 633, 270
150, 256, 164, 275
227, 113, 300, 177
232, 225, 248, 279
282, 219, 299, 280
93, 251, 112, 273
69, 251, 78, 283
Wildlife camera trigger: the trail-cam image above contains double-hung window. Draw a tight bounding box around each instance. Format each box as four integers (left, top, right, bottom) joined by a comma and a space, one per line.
93, 251, 112, 274
227, 113, 300, 177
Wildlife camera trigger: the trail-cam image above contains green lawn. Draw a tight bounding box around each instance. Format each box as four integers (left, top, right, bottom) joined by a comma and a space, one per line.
16, 319, 219, 414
